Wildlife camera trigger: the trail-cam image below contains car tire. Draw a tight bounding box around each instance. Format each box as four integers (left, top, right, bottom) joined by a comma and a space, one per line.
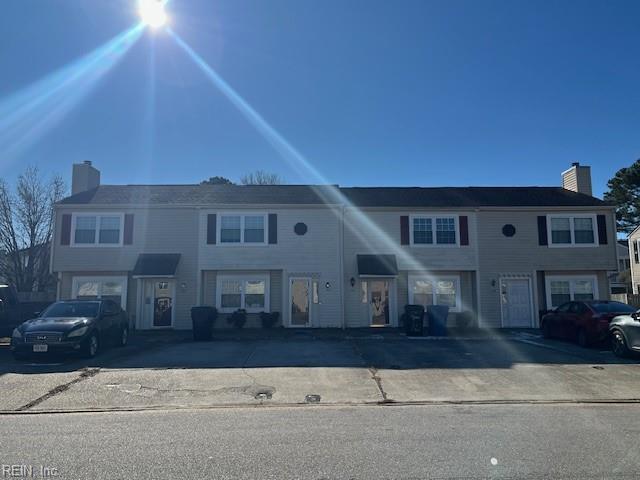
577, 328, 589, 348
83, 334, 99, 358
611, 329, 631, 358
542, 321, 552, 339
118, 326, 129, 347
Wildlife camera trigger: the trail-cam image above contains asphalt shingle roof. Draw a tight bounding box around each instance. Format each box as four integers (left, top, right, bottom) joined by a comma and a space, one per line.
58, 184, 609, 208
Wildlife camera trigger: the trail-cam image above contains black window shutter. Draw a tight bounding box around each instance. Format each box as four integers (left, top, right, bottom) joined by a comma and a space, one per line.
268, 214, 277, 244
123, 214, 134, 245
207, 214, 217, 244
537, 216, 548, 246
60, 214, 72, 245
400, 216, 409, 245
596, 215, 608, 245
635, 241, 639, 264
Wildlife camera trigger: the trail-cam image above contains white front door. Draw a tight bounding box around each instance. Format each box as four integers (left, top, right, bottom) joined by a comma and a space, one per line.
140, 279, 175, 329
369, 280, 390, 326
290, 278, 311, 327
500, 278, 533, 328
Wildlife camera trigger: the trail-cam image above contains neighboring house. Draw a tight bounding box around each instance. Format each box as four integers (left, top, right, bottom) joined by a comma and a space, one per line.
608, 240, 631, 294
50, 161, 617, 330
627, 230, 640, 295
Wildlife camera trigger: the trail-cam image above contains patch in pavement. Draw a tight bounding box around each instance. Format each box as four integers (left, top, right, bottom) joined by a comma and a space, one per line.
16, 368, 100, 411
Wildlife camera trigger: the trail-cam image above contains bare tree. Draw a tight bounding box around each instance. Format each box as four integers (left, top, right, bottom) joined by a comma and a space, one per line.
240, 170, 283, 185
0, 166, 65, 292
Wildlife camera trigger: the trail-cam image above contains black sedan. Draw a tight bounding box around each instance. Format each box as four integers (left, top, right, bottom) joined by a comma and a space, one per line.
10, 299, 129, 360
609, 309, 640, 358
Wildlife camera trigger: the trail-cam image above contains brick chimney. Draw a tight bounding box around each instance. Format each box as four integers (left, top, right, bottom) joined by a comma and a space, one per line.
562, 162, 592, 196
71, 161, 100, 195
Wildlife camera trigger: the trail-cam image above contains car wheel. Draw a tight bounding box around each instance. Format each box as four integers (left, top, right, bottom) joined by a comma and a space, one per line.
577, 328, 589, 348
542, 321, 552, 339
611, 329, 631, 358
118, 326, 129, 347
83, 334, 99, 358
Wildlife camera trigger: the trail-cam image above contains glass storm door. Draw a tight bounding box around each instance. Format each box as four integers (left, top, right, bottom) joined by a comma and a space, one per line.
153, 280, 174, 327
370, 280, 390, 326
290, 278, 311, 327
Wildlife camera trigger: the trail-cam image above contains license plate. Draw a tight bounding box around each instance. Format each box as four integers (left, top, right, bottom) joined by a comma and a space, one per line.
33, 344, 48, 353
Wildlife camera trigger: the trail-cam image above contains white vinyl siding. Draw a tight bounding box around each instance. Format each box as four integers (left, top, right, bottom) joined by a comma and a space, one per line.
72, 213, 123, 247
545, 275, 598, 308
547, 215, 598, 247
408, 274, 461, 312
215, 274, 269, 313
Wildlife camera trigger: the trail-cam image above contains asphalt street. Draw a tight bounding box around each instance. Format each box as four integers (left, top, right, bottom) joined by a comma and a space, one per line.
1, 403, 639, 479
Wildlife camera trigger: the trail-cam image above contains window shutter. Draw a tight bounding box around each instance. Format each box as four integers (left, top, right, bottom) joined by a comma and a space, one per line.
123, 214, 134, 245
61, 214, 72, 245
459, 216, 469, 246
207, 214, 217, 244
596, 215, 608, 245
537, 216, 548, 246
268, 214, 277, 244
635, 241, 639, 264
400, 216, 409, 245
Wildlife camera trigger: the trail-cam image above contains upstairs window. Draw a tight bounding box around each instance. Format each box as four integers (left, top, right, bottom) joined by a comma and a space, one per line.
548, 215, 597, 247
411, 216, 457, 246
219, 214, 266, 244
72, 214, 122, 246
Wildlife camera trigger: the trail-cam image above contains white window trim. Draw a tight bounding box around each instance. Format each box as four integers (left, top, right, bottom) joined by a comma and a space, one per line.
215, 213, 268, 246
407, 274, 462, 312
216, 273, 270, 313
546, 214, 599, 248
71, 213, 124, 247
545, 275, 599, 309
409, 214, 460, 248
70, 275, 128, 310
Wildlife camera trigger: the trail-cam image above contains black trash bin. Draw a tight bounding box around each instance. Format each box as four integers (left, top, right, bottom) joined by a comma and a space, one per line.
191, 306, 217, 341
427, 305, 449, 336
403, 304, 425, 336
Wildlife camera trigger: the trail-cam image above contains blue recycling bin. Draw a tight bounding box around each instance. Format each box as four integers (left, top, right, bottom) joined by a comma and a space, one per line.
427, 305, 449, 336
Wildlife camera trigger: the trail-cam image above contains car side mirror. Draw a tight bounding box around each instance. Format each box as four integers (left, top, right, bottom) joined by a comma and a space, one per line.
633, 312, 640, 321
33, 311, 41, 317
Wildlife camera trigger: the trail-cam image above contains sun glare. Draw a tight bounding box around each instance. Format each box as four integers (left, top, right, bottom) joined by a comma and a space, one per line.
138, 0, 167, 28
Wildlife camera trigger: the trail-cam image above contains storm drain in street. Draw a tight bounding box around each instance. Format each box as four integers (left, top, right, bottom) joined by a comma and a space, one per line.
253, 388, 274, 400
305, 394, 321, 403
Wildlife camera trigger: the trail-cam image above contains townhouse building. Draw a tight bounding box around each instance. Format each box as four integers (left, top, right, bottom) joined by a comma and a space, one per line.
50, 161, 617, 330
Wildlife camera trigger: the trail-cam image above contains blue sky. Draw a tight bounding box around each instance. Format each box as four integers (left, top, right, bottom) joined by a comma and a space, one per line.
1, 0, 639, 197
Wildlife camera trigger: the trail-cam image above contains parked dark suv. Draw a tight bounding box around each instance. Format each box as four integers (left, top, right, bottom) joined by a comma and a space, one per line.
10, 299, 129, 360
541, 300, 636, 347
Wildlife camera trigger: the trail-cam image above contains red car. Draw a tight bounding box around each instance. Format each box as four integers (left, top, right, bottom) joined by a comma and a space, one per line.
540, 300, 636, 347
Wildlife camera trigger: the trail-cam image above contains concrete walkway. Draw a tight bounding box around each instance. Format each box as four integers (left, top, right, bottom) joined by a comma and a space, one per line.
1, 331, 639, 413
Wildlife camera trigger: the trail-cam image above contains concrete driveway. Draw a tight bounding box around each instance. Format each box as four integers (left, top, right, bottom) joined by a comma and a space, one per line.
1, 330, 639, 413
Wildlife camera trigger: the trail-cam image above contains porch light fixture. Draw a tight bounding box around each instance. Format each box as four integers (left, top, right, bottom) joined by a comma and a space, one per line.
350, 277, 356, 287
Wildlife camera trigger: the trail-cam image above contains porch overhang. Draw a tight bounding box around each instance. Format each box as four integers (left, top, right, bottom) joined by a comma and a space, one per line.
132, 253, 181, 278
357, 254, 398, 277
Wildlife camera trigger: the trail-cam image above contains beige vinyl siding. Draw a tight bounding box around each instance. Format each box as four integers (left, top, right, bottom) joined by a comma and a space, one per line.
343, 208, 479, 328
477, 209, 617, 327
198, 207, 342, 328
53, 206, 199, 329
628, 232, 640, 294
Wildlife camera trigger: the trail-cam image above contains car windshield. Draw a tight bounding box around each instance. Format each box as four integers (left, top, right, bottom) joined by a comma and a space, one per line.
41, 302, 100, 318
590, 302, 637, 314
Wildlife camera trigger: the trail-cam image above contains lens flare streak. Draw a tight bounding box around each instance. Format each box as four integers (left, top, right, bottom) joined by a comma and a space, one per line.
168, 29, 477, 322
0, 24, 144, 160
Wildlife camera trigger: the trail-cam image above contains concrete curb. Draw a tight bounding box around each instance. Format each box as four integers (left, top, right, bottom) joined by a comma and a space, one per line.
4, 397, 640, 416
